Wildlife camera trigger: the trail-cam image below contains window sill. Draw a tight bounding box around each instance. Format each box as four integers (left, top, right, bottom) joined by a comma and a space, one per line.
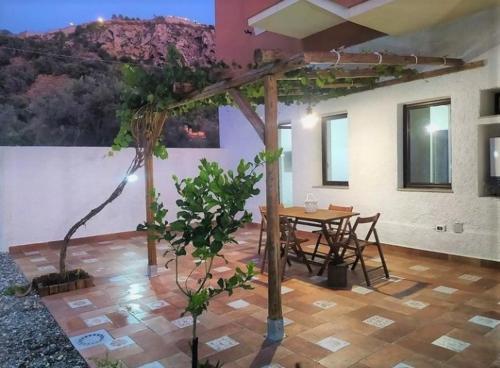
313, 185, 349, 190
398, 187, 453, 193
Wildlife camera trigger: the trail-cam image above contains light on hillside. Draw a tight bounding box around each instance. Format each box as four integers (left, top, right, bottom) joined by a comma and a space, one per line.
97, 17, 105, 24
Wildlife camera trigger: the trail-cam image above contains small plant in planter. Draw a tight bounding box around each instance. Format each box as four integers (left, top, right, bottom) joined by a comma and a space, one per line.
32, 268, 94, 296
139, 152, 280, 368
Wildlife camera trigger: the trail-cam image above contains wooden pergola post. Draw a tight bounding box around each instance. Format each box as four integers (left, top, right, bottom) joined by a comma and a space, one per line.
145, 151, 158, 277
264, 75, 284, 341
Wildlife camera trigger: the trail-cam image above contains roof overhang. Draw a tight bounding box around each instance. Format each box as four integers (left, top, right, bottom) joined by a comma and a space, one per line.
248, 0, 500, 38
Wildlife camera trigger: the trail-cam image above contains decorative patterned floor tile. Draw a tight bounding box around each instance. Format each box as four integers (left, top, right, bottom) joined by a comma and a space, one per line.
458, 274, 482, 282
371, 257, 382, 263
316, 336, 350, 353
105, 335, 135, 351
352, 286, 373, 295
403, 300, 429, 310
409, 265, 429, 272
138, 362, 164, 368
313, 300, 337, 309
84, 315, 112, 327
71, 251, 88, 256
206, 335, 239, 352
171, 316, 194, 329
468, 315, 500, 328
433, 286, 458, 294
110, 245, 126, 250
69, 329, 113, 351
123, 251, 137, 257
363, 315, 395, 328
431, 335, 470, 352
82, 258, 98, 264
261, 364, 284, 368
393, 363, 414, 368
281, 286, 294, 294
214, 266, 232, 273
30, 257, 47, 263
146, 300, 170, 310
237, 240, 248, 245
387, 276, 404, 283
109, 275, 128, 283
227, 299, 250, 309
68, 299, 93, 308
37, 265, 57, 273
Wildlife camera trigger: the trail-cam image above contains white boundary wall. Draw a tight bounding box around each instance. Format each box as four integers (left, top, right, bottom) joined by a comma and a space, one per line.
0, 147, 233, 251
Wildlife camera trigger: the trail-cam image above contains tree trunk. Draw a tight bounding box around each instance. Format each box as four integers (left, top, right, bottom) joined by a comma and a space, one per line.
59, 153, 143, 274
144, 151, 158, 276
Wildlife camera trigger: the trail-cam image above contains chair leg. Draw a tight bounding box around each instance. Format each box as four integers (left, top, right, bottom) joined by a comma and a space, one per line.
318, 246, 333, 276
258, 221, 264, 255
311, 233, 322, 261
354, 243, 370, 287
376, 243, 390, 278
294, 242, 313, 273
260, 243, 268, 273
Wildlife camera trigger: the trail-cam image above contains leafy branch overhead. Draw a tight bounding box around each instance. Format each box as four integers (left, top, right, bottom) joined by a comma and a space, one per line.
113, 45, 416, 155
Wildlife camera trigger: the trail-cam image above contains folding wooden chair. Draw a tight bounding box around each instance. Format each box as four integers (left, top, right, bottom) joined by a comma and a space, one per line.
311, 204, 353, 260
339, 213, 389, 287
258, 204, 284, 255
261, 216, 313, 277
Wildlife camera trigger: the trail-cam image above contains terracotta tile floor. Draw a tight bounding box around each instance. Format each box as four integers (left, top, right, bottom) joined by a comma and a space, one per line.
12, 227, 500, 368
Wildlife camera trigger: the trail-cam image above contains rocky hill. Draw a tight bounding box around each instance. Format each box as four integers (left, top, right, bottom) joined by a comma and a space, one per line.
29, 16, 216, 66
0, 17, 219, 147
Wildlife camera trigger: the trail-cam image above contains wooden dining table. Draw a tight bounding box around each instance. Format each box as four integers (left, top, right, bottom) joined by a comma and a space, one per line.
272, 206, 359, 275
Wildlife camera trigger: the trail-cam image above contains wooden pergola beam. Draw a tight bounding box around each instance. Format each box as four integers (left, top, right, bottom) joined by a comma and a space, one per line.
278, 68, 379, 80
374, 59, 485, 88
228, 89, 265, 142
256, 49, 463, 67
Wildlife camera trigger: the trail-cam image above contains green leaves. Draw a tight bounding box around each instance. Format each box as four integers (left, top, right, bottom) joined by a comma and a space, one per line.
136, 155, 264, 338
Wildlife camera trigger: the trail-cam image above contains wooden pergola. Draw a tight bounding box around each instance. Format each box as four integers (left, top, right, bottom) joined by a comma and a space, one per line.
143, 49, 484, 340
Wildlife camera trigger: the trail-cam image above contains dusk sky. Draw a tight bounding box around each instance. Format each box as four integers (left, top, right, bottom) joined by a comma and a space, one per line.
0, 0, 215, 33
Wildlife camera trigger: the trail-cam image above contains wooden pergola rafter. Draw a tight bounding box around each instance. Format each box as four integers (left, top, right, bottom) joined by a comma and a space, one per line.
144, 48, 485, 342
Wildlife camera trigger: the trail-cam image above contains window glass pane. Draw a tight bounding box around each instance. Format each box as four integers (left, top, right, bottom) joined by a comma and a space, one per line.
325, 115, 348, 183
407, 102, 451, 186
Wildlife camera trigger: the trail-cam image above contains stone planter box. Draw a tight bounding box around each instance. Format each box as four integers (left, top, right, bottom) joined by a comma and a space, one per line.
33, 269, 94, 296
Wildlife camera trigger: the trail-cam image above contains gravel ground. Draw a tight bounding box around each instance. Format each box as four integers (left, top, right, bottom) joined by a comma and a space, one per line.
0, 252, 88, 368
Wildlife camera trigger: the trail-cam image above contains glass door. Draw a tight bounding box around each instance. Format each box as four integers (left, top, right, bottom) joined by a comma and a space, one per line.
278, 122, 293, 206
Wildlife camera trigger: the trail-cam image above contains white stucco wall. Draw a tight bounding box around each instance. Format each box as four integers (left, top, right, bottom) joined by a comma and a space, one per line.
0, 147, 232, 251
218, 46, 500, 262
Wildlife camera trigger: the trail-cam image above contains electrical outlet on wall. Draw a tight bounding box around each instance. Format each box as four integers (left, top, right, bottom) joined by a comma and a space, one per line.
453, 222, 464, 233
435, 225, 447, 232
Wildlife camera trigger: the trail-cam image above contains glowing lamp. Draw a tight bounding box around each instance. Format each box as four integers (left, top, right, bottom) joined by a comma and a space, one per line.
301, 106, 319, 129
126, 174, 138, 183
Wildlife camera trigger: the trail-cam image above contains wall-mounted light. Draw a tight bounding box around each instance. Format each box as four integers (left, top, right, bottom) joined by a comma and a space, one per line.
126, 174, 138, 183
301, 105, 319, 129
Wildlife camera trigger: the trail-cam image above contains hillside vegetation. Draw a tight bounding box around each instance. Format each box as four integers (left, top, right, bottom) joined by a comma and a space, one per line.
0, 17, 217, 147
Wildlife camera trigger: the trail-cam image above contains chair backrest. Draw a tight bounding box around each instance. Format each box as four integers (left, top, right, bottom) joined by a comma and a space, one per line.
351, 213, 380, 242
279, 216, 296, 243
328, 204, 354, 212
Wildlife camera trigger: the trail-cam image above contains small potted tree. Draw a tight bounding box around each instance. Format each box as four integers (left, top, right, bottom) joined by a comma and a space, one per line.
139, 151, 280, 368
